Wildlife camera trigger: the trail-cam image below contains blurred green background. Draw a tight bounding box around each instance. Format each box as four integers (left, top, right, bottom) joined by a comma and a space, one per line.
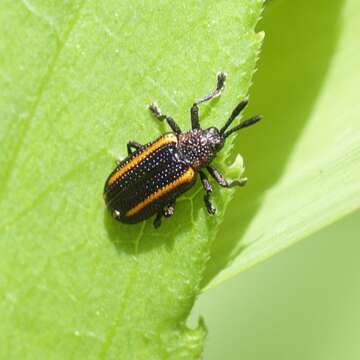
203, 0, 360, 291
194, 210, 360, 360
191, 0, 360, 358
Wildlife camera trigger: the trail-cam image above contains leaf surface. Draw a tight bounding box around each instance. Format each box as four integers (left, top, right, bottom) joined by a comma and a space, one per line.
0, 0, 263, 358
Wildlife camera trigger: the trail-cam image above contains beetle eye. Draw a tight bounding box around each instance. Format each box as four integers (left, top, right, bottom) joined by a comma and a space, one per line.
213, 140, 223, 151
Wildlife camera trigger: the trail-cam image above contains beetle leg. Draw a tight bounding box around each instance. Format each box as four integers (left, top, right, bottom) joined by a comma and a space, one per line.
153, 201, 176, 228
153, 212, 163, 229
190, 104, 200, 130
127, 141, 143, 155
199, 171, 216, 214
207, 165, 247, 188
191, 72, 226, 129
163, 200, 176, 218
149, 103, 182, 134
114, 141, 142, 164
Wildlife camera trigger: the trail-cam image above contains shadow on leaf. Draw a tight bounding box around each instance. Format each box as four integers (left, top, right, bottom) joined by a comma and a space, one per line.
203, 0, 346, 287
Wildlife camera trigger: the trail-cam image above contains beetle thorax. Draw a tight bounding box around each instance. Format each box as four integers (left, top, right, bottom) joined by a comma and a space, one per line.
177, 128, 224, 169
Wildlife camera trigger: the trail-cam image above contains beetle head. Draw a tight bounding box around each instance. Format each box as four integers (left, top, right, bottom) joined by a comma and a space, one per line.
203, 127, 225, 153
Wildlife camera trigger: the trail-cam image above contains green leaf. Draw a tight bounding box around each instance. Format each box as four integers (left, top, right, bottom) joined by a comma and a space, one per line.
0, 0, 263, 358
203, 0, 360, 290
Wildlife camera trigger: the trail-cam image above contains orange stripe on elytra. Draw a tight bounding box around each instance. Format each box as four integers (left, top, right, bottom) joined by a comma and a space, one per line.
107, 133, 178, 186
126, 167, 195, 217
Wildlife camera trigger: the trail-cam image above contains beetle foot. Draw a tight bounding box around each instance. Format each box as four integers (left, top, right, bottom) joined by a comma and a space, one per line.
204, 196, 216, 215
153, 213, 162, 228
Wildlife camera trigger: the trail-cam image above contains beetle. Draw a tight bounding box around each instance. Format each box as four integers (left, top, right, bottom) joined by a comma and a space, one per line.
103, 72, 261, 228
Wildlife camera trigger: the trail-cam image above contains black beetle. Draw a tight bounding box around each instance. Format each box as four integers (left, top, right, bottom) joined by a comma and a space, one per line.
103, 72, 261, 228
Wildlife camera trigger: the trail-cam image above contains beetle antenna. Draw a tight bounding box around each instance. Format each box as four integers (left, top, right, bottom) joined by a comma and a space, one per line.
220, 99, 248, 134
223, 115, 262, 139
